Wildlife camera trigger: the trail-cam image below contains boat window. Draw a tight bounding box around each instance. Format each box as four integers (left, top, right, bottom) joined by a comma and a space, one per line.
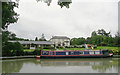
79, 52, 84, 55
66, 52, 69, 55
89, 51, 94, 54
95, 51, 100, 54
71, 52, 74, 55
56, 52, 66, 55
43, 51, 48, 55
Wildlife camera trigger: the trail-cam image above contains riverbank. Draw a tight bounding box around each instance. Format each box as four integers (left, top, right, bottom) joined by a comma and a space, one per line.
0, 55, 35, 60
112, 55, 120, 58
24, 46, 119, 51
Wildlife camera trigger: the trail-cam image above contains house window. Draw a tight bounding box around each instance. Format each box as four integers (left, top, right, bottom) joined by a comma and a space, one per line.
62, 42, 65, 46
43, 51, 49, 55
58, 44, 61, 46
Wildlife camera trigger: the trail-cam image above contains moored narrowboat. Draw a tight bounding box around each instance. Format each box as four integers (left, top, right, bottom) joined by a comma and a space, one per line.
38, 49, 113, 59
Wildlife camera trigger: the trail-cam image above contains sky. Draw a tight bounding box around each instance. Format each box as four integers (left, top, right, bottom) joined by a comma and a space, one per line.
8, 0, 119, 40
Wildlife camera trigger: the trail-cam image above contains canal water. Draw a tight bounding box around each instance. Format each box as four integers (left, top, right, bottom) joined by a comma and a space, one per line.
0, 58, 119, 73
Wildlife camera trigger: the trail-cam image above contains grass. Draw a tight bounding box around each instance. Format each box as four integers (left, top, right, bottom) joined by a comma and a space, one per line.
96, 46, 119, 50
24, 49, 35, 52
57, 46, 119, 51
24, 46, 119, 52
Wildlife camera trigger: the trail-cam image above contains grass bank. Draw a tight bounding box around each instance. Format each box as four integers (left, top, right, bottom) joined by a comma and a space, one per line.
23, 46, 119, 55
24, 46, 119, 52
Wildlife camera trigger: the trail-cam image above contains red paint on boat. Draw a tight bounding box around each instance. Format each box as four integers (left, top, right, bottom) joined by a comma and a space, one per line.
36, 56, 41, 59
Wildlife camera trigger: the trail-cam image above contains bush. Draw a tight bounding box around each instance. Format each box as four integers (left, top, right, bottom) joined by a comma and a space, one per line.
23, 46, 29, 49
56, 46, 64, 49
81, 46, 85, 48
65, 46, 70, 48
93, 46, 97, 48
24, 51, 33, 55
43, 46, 55, 49
2, 42, 24, 56
108, 49, 119, 55
33, 50, 41, 55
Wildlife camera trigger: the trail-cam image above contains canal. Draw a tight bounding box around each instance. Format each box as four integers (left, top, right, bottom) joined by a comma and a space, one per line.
0, 58, 119, 73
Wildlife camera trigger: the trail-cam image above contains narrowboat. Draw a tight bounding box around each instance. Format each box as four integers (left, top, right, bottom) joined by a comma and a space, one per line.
38, 49, 113, 59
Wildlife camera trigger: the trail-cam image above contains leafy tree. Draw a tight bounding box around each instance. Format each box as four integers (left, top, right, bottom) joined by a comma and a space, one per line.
2, 2, 19, 29
39, 33, 46, 41
97, 29, 110, 37
36, 0, 72, 8
86, 37, 92, 44
113, 32, 120, 47
91, 31, 97, 37
2, 42, 24, 56
2, 31, 24, 56
35, 37, 38, 41
70, 37, 86, 45
58, 0, 72, 8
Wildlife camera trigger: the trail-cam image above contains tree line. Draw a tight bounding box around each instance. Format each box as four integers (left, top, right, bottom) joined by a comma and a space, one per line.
70, 29, 120, 47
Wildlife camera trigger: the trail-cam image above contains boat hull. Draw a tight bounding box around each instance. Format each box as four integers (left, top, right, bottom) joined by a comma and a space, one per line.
40, 55, 111, 59
39, 50, 113, 59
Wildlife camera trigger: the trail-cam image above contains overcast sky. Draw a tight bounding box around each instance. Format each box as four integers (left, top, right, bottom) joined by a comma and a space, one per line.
8, 0, 119, 40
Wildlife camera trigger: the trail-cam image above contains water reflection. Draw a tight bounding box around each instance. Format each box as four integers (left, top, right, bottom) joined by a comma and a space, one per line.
2, 58, 119, 73
2, 59, 23, 73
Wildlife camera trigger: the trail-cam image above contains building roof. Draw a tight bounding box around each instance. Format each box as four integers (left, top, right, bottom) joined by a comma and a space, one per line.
51, 36, 70, 39
8, 41, 54, 45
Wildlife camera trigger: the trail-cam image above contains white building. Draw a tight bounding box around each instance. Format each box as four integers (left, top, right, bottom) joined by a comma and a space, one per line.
50, 36, 70, 47
9, 41, 54, 49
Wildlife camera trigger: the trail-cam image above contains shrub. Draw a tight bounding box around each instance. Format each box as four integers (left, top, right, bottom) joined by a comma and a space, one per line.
65, 46, 70, 48
108, 49, 119, 55
33, 50, 41, 55
56, 46, 64, 49
43, 46, 55, 49
2, 42, 24, 56
23, 46, 29, 49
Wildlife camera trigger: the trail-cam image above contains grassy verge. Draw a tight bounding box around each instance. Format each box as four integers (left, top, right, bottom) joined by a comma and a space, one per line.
23, 46, 119, 55
96, 46, 119, 50
24, 46, 119, 52
24, 49, 35, 52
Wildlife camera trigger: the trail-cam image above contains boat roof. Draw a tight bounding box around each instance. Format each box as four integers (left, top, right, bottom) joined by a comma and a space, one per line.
42, 50, 101, 51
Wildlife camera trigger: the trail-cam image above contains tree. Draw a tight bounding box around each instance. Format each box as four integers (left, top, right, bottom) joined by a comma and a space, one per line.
2, 2, 19, 29
97, 29, 110, 37
91, 31, 97, 37
9, 33, 16, 40
36, 0, 72, 8
2, 42, 24, 56
113, 32, 120, 47
2, 31, 18, 41
97, 29, 106, 36
2, 31, 24, 56
39, 33, 46, 41
70, 37, 86, 45
35, 37, 38, 41
58, 0, 72, 8
87, 29, 114, 46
